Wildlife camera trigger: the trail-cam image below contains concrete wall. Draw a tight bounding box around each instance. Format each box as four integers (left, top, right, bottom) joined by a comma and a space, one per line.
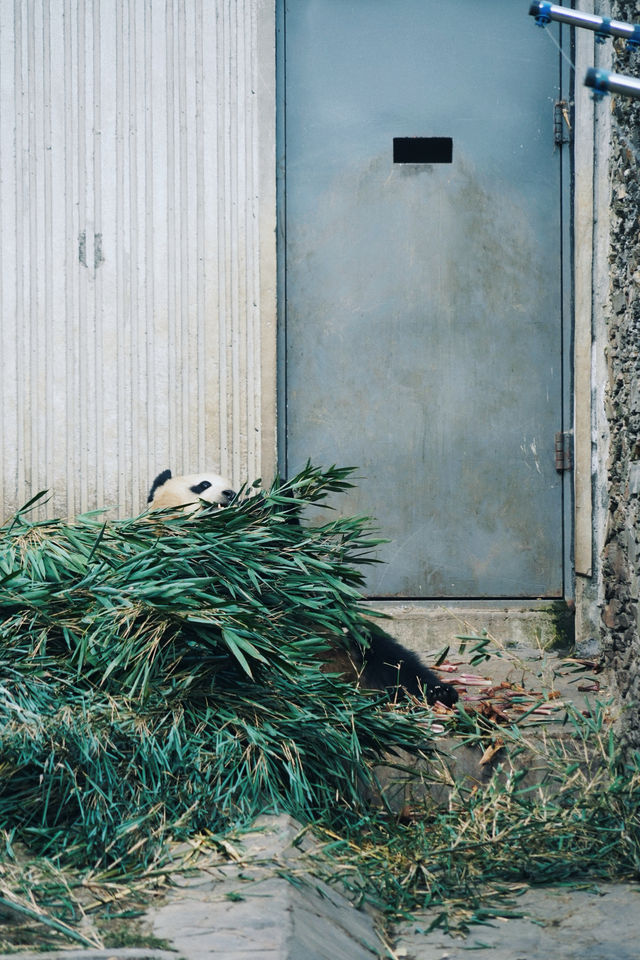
0, 0, 277, 520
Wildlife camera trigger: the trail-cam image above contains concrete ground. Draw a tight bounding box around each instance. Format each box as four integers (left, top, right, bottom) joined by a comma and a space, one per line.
393, 883, 640, 960
0, 644, 634, 960
3, 816, 638, 960
145, 814, 640, 960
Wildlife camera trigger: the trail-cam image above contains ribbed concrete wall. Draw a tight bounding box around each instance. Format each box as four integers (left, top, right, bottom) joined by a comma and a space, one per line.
0, 0, 276, 519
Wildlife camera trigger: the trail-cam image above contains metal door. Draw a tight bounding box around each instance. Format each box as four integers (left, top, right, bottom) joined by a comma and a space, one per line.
279, 0, 571, 598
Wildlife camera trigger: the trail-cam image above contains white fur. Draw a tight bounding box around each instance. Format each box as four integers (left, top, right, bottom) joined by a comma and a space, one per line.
148, 471, 235, 513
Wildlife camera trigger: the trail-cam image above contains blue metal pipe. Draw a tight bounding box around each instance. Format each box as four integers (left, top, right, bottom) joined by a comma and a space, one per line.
585, 66, 640, 100
529, 2, 640, 46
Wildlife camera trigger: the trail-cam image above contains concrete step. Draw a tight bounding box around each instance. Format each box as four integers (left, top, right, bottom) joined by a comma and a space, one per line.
148, 815, 384, 960
370, 642, 610, 811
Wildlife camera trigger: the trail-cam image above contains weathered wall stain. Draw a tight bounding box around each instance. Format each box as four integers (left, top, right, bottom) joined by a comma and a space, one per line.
287, 149, 563, 596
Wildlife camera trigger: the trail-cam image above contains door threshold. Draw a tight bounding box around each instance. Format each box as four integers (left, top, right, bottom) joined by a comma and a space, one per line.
361, 599, 576, 657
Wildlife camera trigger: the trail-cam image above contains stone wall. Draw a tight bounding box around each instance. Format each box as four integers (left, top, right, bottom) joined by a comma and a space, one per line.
602, 1, 640, 749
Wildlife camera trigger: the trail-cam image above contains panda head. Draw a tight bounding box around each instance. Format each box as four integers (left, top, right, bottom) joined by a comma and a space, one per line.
147, 469, 236, 513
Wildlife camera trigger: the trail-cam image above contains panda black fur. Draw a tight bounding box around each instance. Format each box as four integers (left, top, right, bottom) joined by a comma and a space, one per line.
148, 469, 236, 512
147, 469, 458, 708
348, 620, 458, 706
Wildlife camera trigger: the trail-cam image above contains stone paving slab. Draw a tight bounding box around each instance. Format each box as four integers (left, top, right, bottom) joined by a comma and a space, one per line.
393, 883, 640, 960
2, 821, 640, 960
148, 815, 384, 960
0, 953, 178, 960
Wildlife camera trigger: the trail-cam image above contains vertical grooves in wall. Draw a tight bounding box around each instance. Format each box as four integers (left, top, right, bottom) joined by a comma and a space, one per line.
212, 0, 264, 486
28, 0, 38, 505
63, 0, 75, 512
200, 1, 220, 476
42, 0, 54, 505
0, 7, 5, 511
1, 0, 274, 519
93, 0, 104, 507
193, 0, 207, 470
127, 0, 137, 510
165, 0, 177, 475
133, 0, 147, 511
194, 0, 205, 468
115, 0, 125, 509
217, 0, 229, 478
233, 0, 245, 484
247, 0, 261, 483
178, 0, 189, 472
49, 2, 67, 516
14, 0, 25, 500
242, 0, 253, 482
77, 0, 89, 510
26, 1, 37, 508
143, 0, 155, 494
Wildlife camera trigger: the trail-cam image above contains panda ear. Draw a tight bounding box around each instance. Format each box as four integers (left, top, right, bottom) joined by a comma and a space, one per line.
148, 469, 172, 503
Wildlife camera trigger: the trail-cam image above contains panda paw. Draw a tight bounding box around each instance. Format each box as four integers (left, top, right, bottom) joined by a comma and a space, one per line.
425, 681, 458, 708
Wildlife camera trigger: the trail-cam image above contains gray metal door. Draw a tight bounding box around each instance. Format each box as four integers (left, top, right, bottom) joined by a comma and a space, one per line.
279, 0, 571, 599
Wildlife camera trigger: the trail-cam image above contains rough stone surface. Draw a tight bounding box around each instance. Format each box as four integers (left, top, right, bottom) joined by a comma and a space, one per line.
0, 954, 176, 960
149, 815, 383, 960
3, 827, 639, 960
5, 880, 640, 960
602, 4, 640, 751
392, 883, 640, 960
368, 646, 601, 811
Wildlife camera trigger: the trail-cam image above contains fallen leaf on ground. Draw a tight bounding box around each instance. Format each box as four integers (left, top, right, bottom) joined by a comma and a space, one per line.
479, 739, 505, 766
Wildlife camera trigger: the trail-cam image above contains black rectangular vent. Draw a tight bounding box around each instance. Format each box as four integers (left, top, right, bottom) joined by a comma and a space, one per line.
393, 137, 453, 164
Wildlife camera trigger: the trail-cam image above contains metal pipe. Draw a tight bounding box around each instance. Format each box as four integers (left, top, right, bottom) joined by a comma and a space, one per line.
529, 1, 640, 45
584, 66, 640, 100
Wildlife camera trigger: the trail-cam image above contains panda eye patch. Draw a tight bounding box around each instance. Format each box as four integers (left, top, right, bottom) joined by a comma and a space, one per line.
190, 480, 212, 495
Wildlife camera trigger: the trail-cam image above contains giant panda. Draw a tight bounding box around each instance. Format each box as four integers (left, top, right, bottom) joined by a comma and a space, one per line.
147, 469, 236, 512
345, 621, 458, 707
146, 469, 458, 708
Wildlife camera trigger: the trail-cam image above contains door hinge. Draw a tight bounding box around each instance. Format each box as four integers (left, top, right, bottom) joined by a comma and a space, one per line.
555, 430, 573, 472
554, 100, 572, 147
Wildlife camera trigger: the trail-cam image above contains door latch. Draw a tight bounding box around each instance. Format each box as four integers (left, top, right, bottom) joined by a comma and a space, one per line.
554, 100, 572, 146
